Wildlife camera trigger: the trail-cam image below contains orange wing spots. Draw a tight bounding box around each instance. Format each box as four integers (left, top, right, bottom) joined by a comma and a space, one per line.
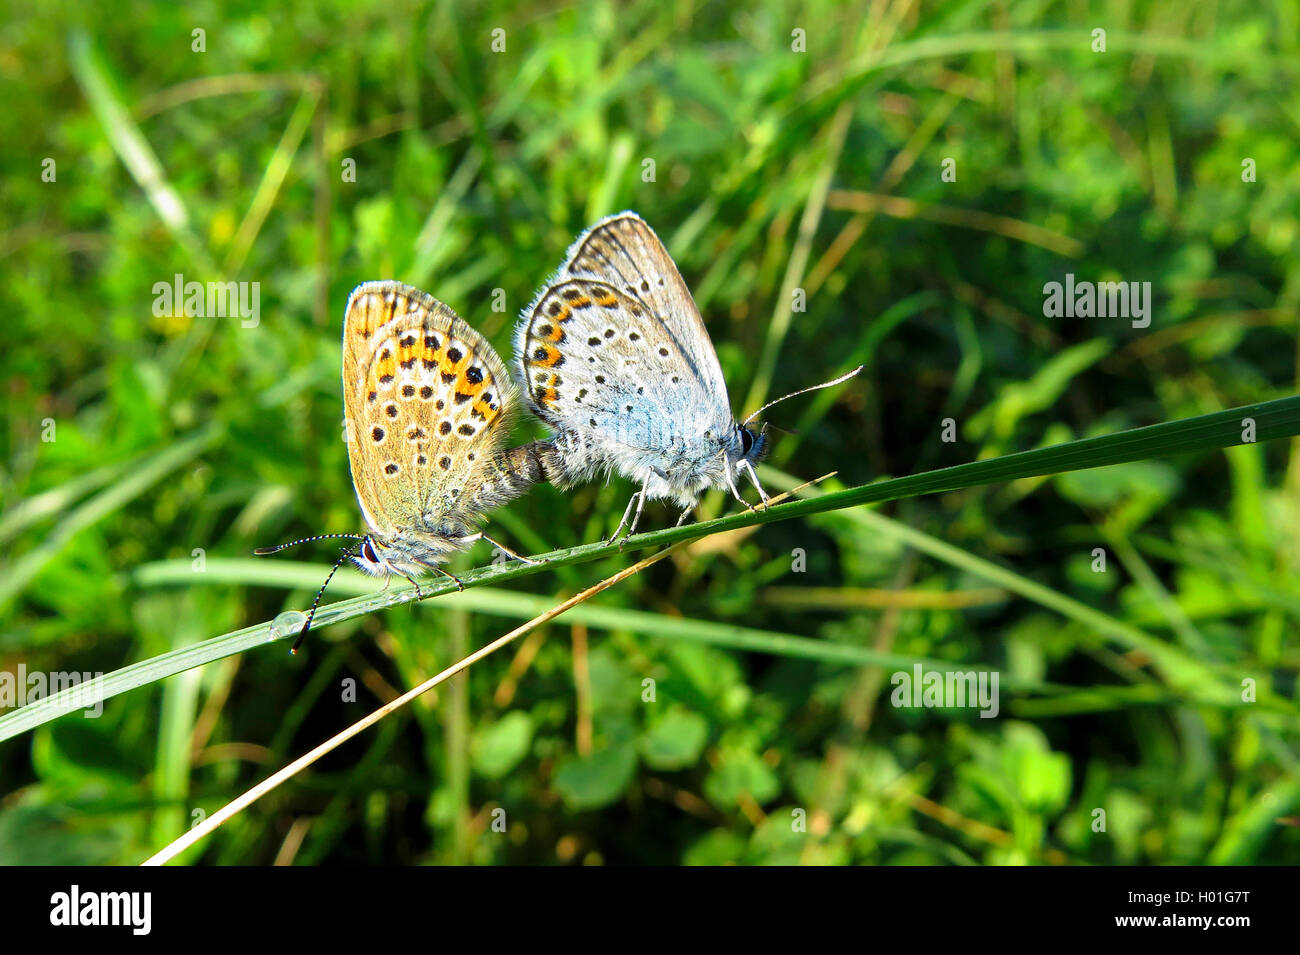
569, 296, 592, 309
529, 343, 563, 368
373, 350, 398, 384
440, 341, 469, 379
473, 397, 501, 423
543, 323, 565, 342
594, 290, 618, 307
396, 334, 420, 369
543, 300, 574, 323
454, 369, 487, 397
537, 373, 561, 405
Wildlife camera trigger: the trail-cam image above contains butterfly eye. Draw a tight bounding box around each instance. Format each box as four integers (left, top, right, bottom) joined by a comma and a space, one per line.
361, 539, 379, 564
739, 426, 755, 455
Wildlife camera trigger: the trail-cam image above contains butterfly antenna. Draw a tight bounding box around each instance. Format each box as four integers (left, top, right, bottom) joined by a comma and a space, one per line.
253, 533, 367, 556
741, 365, 865, 427
290, 549, 354, 654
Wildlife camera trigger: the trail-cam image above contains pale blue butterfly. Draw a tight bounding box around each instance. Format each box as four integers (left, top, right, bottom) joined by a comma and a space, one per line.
515, 212, 862, 541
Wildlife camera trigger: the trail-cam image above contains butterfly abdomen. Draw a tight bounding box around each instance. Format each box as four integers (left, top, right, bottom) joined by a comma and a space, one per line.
473, 440, 566, 508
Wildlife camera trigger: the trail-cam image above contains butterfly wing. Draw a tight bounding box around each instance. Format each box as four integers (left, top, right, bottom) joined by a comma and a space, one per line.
558, 212, 728, 399
517, 277, 725, 459
343, 281, 514, 540
515, 214, 730, 455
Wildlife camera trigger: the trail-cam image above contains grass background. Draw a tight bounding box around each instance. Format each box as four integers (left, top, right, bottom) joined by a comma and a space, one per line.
2, 0, 1299, 865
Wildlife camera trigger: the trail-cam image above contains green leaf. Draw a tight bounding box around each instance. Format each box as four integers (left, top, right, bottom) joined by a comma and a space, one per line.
472, 712, 534, 780
552, 743, 638, 811
641, 709, 709, 770
704, 747, 781, 809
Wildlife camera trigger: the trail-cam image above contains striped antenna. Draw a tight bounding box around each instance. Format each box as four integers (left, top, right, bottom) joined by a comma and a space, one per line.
253, 533, 366, 556
289, 549, 356, 654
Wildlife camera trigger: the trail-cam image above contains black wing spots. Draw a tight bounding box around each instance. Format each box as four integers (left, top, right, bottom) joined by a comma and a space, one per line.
420, 386, 434, 399
466, 366, 483, 384
386, 404, 399, 418
402, 385, 416, 397
372, 427, 385, 442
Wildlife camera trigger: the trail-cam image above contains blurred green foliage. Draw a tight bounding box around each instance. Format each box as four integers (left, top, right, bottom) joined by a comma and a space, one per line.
1, 0, 1298, 865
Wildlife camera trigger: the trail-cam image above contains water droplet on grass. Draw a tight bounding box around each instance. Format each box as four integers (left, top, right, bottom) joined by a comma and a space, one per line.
271, 611, 306, 641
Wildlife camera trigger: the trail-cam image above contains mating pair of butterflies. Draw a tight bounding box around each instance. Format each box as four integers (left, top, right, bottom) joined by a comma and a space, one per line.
259, 212, 861, 650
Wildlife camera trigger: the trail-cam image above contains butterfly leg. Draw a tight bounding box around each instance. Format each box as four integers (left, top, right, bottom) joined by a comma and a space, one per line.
607, 488, 642, 545
722, 456, 756, 513
433, 566, 465, 592
391, 566, 425, 600
674, 505, 696, 527
621, 482, 650, 550
737, 458, 772, 509
475, 532, 546, 566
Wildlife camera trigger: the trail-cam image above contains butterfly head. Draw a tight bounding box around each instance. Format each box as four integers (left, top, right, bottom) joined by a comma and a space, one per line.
350, 535, 391, 577
731, 421, 769, 469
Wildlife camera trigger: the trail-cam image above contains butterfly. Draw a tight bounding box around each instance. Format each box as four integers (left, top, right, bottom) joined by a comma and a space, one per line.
257, 280, 547, 652
514, 211, 862, 542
